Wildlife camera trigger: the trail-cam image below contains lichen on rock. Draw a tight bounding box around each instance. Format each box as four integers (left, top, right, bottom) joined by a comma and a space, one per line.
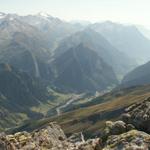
103, 130, 150, 150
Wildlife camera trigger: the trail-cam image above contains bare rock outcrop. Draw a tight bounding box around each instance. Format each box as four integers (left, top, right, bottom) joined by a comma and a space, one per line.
101, 97, 150, 149
103, 130, 150, 150
122, 97, 150, 133
0, 122, 101, 150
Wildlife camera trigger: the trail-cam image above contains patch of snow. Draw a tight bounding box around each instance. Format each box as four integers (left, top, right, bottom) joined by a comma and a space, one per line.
36, 12, 55, 22
0, 12, 6, 19
38, 12, 51, 18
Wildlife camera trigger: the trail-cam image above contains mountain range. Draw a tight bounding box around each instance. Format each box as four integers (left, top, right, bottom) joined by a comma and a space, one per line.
90, 21, 150, 63
54, 28, 136, 78
1, 12, 150, 134
0, 12, 140, 93
50, 43, 118, 92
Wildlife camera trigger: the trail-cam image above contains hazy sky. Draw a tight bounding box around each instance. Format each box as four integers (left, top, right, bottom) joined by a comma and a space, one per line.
0, 0, 150, 27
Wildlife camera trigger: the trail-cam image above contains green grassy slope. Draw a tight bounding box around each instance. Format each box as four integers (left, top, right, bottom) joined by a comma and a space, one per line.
10, 85, 150, 137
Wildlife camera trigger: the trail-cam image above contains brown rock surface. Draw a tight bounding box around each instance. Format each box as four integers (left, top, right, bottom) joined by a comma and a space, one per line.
122, 97, 150, 133
103, 130, 150, 150
0, 122, 101, 150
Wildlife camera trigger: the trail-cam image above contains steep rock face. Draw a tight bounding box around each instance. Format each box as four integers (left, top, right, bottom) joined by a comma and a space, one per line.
50, 44, 118, 92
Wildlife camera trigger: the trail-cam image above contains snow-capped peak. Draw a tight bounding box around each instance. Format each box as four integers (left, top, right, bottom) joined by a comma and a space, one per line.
0, 12, 6, 19
37, 12, 52, 18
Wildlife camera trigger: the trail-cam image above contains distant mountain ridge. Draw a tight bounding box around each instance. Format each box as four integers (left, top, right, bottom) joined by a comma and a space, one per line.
121, 61, 150, 88
0, 14, 52, 79
0, 12, 149, 93
19, 12, 82, 49
0, 12, 137, 92
90, 21, 150, 63
50, 44, 118, 92
54, 28, 136, 77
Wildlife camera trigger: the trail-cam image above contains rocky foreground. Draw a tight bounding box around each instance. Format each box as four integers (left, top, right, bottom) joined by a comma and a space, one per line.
0, 97, 150, 150
0, 122, 101, 150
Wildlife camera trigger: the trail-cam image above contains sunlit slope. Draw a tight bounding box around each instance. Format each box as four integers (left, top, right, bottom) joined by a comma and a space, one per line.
11, 85, 150, 137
